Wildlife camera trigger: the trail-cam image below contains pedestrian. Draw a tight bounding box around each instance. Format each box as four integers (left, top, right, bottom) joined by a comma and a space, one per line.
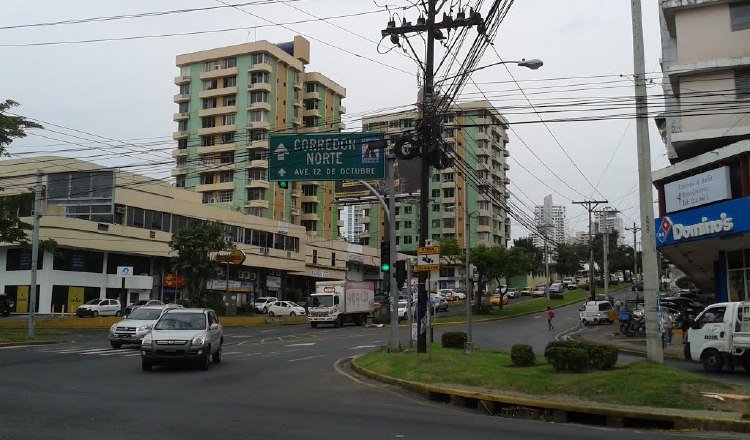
613, 299, 622, 335
546, 306, 555, 331
661, 309, 673, 347
681, 312, 690, 344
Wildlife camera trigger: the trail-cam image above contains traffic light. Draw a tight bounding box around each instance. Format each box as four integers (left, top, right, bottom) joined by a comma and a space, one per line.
277, 181, 289, 189
380, 241, 391, 273
394, 260, 406, 288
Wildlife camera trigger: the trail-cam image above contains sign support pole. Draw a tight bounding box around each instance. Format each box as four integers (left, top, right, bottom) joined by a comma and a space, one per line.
28, 170, 42, 338
387, 155, 400, 352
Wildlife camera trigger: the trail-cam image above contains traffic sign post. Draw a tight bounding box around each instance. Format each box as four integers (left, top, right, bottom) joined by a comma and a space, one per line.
269, 133, 385, 181
116, 266, 133, 314
416, 246, 440, 272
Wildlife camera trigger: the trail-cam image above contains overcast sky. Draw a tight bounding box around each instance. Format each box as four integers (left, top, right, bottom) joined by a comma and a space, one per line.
0, 0, 668, 242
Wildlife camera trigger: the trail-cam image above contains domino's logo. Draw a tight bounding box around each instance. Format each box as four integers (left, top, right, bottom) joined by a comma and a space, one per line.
656, 217, 672, 244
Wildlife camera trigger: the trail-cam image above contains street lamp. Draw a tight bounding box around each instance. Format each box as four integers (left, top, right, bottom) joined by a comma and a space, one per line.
436, 58, 544, 83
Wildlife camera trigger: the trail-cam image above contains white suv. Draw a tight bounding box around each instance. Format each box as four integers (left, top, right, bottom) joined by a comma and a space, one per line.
77, 299, 121, 317
141, 308, 223, 371
253, 297, 278, 314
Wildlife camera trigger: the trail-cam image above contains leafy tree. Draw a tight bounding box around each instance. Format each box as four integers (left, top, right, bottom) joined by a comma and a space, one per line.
439, 237, 463, 266
169, 222, 233, 306
469, 245, 493, 314
513, 237, 544, 274
1, 100, 42, 153
555, 242, 586, 277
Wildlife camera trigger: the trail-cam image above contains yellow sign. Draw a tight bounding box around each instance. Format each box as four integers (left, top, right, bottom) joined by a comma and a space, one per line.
216, 249, 246, 265
16, 286, 29, 313
417, 246, 440, 255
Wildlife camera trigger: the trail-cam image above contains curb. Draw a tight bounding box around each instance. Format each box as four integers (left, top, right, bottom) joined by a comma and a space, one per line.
350, 355, 750, 433
569, 334, 686, 362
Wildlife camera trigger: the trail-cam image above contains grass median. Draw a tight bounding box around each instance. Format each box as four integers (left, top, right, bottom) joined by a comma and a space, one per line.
355, 344, 750, 414
0, 329, 69, 347
0, 314, 306, 330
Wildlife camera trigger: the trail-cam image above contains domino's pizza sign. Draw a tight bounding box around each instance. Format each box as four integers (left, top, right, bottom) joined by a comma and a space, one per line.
654, 197, 750, 247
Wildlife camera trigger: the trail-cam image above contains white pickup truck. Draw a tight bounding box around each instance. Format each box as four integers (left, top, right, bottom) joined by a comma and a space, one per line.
685, 302, 750, 372
308, 281, 374, 328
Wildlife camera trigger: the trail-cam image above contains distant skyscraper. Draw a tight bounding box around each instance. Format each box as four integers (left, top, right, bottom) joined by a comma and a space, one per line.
532, 195, 566, 248
593, 209, 624, 244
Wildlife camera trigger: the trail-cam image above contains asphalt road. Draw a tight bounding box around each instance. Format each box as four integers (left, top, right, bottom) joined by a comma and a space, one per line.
0, 313, 745, 439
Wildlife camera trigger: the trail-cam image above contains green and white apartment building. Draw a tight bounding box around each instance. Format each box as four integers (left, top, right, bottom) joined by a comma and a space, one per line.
171, 36, 347, 240
350, 101, 512, 289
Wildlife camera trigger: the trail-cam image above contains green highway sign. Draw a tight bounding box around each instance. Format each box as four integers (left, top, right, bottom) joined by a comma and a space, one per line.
269, 133, 385, 181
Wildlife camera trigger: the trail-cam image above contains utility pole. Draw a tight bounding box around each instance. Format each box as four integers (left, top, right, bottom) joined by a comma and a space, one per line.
597, 208, 619, 296
28, 170, 42, 339
382, 1, 482, 353
387, 155, 399, 353
463, 176, 474, 354
406, 256, 414, 351
625, 223, 641, 283
631, 0, 662, 363
572, 200, 607, 300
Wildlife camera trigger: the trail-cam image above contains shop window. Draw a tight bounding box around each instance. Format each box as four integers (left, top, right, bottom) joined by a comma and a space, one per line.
5, 248, 43, 270
53, 249, 104, 273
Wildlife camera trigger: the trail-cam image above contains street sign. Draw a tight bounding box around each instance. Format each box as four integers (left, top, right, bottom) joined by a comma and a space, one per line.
416, 246, 440, 272
269, 133, 385, 181
216, 249, 246, 265
117, 266, 133, 277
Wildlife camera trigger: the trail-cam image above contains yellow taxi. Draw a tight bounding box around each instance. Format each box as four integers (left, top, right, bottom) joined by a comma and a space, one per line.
520, 287, 533, 296
489, 294, 509, 306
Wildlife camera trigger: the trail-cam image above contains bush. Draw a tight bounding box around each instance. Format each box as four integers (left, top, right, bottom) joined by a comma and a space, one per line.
545, 347, 590, 372
441, 331, 467, 349
510, 344, 535, 367
544, 340, 619, 370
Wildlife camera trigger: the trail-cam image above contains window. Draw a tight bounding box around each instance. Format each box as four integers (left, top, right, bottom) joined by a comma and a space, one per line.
737, 69, 750, 99
432, 204, 441, 212
248, 169, 267, 180
443, 114, 455, 123
176, 158, 187, 167
219, 190, 233, 202
224, 76, 236, 87
247, 188, 266, 200
478, 201, 490, 210
442, 128, 455, 138
303, 99, 318, 110
201, 136, 215, 147
53, 249, 104, 273
444, 219, 455, 228
177, 139, 188, 149
177, 120, 188, 131
47, 171, 114, 200
331, 252, 336, 266
221, 133, 234, 144
200, 174, 213, 185
251, 53, 268, 64
203, 79, 218, 91
395, 221, 400, 231
404, 221, 412, 229
443, 173, 455, 182
302, 202, 316, 214
303, 220, 317, 232
431, 189, 440, 198
443, 188, 455, 198
225, 57, 236, 68
201, 117, 215, 128
201, 155, 214, 166
219, 171, 233, 183
306, 82, 319, 93
179, 84, 190, 95
394, 207, 400, 216
312, 250, 318, 265
223, 95, 236, 106
223, 114, 235, 125
388, 120, 400, 128
245, 207, 266, 217
731, 2, 750, 31
220, 152, 234, 164
204, 61, 220, 72
249, 110, 267, 122
175, 176, 186, 188
249, 129, 267, 141
202, 193, 213, 203
178, 102, 189, 113
203, 98, 216, 109
250, 91, 268, 103
250, 72, 269, 84
402, 119, 413, 127
303, 116, 319, 127
180, 66, 190, 76
403, 236, 413, 245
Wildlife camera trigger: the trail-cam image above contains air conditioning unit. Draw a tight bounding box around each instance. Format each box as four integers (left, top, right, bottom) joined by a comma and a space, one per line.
115, 206, 126, 215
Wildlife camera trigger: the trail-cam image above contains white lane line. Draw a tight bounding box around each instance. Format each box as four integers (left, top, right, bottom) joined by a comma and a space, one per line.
98, 351, 134, 356
222, 351, 241, 355
288, 355, 325, 363
75, 348, 117, 354
349, 345, 377, 350
229, 335, 255, 338
123, 353, 141, 357
259, 329, 274, 333
285, 343, 316, 347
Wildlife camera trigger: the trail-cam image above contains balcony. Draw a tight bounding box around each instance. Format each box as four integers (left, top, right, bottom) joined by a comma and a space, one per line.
442, 211, 456, 219
504, 163, 510, 171
359, 231, 371, 239
174, 75, 191, 85
504, 177, 510, 185
196, 182, 235, 192
173, 94, 190, 103
442, 227, 456, 234
477, 225, 492, 233
198, 105, 237, 118
291, 190, 301, 198
245, 199, 269, 209
173, 112, 189, 121
172, 131, 188, 140
443, 197, 455, 204
476, 194, 489, 202
293, 100, 302, 108
247, 159, 268, 169
339, 105, 346, 114
476, 147, 490, 156
196, 162, 235, 173
304, 91, 321, 100
293, 81, 302, 90
246, 140, 269, 151
360, 216, 371, 224
248, 102, 272, 112
292, 117, 302, 126
248, 63, 273, 73
301, 195, 319, 203
474, 117, 492, 126
171, 167, 187, 177
475, 132, 490, 141
477, 209, 491, 218
198, 86, 237, 99
247, 121, 270, 130
474, 162, 489, 171
301, 213, 319, 222
303, 108, 320, 118
248, 82, 272, 93
172, 148, 188, 158
199, 66, 238, 80
245, 179, 269, 189
441, 181, 456, 189
291, 208, 300, 216
198, 124, 236, 136
197, 143, 235, 155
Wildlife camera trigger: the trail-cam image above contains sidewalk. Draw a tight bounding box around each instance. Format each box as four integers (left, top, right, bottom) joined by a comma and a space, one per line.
576, 324, 685, 360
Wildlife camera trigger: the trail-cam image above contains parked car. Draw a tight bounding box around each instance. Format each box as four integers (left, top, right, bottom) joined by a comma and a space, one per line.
505, 288, 519, 299
429, 295, 449, 313
436, 289, 454, 300
579, 300, 613, 325
253, 297, 278, 314
0, 294, 15, 317
141, 308, 223, 371
675, 289, 714, 305
520, 287, 533, 296
109, 305, 167, 348
267, 301, 306, 317
594, 294, 614, 305
451, 291, 467, 300
124, 299, 164, 317
532, 285, 547, 297
549, 283, 566, 294
576, 279, 590, 289
489, 294, 509, 306
397, 300, 413, 320
77, 299, 121, 317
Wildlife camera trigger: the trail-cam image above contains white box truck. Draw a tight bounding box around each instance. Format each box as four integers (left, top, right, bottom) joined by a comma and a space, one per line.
308, 281, 374, 328
685, 302, 750, 372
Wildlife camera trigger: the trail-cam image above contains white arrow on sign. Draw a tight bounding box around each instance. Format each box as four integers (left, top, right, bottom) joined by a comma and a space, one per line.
275, 144, 288, 161
278, 168, 286, 177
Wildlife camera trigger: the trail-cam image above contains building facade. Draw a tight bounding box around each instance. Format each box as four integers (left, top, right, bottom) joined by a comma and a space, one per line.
172, 36, 346, 240
532, 195, 566, 249
342, 205, 365, 243
0, 157, 379, 314
652, 0, 750, 301
593, 209, 624, 244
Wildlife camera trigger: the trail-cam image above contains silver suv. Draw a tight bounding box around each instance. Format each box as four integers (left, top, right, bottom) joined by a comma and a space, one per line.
140, 308, 223, 371
109, 305, 167, 349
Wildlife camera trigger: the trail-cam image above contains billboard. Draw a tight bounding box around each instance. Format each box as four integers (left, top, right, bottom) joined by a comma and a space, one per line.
334, 157, 422, 200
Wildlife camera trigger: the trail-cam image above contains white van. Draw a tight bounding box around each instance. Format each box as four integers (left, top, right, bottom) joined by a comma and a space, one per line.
579, 300, 613, 325
685, 302, 750, 372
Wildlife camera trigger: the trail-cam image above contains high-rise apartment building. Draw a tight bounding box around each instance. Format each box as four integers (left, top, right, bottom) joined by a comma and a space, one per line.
358, 100, 512, 255
651, 1, 750, 301
593, 209, 624, 244
532, 195, 566, 248
343, 205, 365, 242
171, 36, 346, 239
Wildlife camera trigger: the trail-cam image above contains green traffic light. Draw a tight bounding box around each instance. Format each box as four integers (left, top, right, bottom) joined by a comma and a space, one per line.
278, 181, 288, 189
381, 263, 390, 272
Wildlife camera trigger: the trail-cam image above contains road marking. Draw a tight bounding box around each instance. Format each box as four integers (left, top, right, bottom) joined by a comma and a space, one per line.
123, 353, 141, 357
349, 345, 376, 350
76, 348, 117, 354
259, 329, 274, 333
288, 355, 324, 363
229, 335, 255, 338
223, 351, 241, 355
285, 343, 316, 347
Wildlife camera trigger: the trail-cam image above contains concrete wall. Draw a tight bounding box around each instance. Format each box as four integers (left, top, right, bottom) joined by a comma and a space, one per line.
675, 3, 750, 63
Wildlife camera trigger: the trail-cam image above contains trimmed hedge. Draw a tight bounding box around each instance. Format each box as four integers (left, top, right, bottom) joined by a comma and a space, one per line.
545, 347, 590, 372
544, 340, 619, 371
441, 331, 467, 349
510, 344, 535, 367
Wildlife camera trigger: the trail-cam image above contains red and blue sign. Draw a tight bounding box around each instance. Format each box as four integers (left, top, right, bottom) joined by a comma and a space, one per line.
655, 197, 750, 247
